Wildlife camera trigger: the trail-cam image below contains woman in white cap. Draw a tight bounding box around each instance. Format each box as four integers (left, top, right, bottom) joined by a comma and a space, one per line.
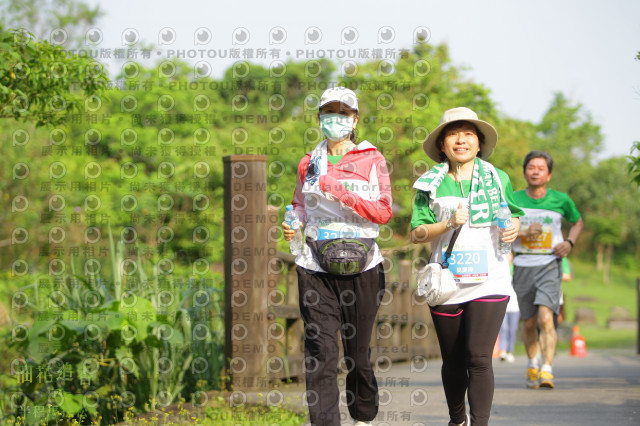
282, 87, 392, 426
410, 107, 522, 426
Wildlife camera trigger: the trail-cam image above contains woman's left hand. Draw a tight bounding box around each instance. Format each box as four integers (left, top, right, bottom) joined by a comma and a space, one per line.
501, 217, 520, 244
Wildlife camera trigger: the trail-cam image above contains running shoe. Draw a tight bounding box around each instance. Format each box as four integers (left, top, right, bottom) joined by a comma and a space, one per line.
447, 414, 470, 426
539, 370, 555, 388
526, 367, 540, 389
505, 352, 515, 363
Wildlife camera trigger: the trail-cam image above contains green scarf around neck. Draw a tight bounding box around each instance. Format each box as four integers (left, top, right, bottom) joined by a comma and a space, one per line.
413, 158, 505, 227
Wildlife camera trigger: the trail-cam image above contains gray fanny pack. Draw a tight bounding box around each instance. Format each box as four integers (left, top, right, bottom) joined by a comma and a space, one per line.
307, 237, 375, 276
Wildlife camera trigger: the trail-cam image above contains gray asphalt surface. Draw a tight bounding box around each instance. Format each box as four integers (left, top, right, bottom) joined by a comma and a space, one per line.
370, 348, 640, 425
270, 348, 640, 425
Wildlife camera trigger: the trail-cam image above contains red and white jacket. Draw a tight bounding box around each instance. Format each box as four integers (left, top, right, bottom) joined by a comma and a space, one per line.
291, 140, 392, 272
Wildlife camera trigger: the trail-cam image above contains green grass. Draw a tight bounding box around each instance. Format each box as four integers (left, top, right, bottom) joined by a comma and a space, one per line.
556, 325, 636, 352
562, 257, 638, 350
200, 404, 306, 426
116, 397, 306, 426
564, 258, 638, 328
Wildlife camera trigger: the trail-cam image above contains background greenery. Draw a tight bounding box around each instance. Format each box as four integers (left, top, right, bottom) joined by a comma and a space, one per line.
3, 43, 639, 270
1, 1, 639, 424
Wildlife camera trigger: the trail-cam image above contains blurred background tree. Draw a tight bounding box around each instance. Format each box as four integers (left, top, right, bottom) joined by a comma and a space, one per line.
0, 27, 108, 125
2, 38, 640, 273
0, 0, 102, 44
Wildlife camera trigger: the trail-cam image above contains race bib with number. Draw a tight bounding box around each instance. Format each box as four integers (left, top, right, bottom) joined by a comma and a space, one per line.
521, 226, 552, 254
442, 243, 488, 284
316, 222, 362, 241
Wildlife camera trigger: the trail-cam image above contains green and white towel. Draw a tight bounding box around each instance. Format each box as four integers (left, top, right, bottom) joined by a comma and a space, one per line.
413, 158, 505, 227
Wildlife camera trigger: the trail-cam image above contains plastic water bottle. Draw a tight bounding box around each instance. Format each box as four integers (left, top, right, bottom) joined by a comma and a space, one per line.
496, 201, 512, 255
284, 205, 304, 255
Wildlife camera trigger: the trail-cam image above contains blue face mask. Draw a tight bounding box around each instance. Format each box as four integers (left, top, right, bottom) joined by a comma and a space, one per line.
319, 113, 355, 141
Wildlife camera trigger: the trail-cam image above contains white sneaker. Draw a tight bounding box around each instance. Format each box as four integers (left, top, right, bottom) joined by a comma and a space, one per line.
448, 414, 470, 426
499, 350, 507, 361
505, 352, 515, 363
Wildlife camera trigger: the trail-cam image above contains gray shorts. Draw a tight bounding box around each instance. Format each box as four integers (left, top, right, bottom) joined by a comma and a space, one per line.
513, 259, 562, 320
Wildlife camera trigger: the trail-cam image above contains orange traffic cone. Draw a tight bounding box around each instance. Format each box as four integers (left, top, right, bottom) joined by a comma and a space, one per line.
492, 334, 501, 358
570, 326, 587, 357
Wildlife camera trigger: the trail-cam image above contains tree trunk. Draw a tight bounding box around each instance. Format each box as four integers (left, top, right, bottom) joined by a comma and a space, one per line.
596, 242, 604, 271
0, 302, 9, 327
603, 243, 613, 285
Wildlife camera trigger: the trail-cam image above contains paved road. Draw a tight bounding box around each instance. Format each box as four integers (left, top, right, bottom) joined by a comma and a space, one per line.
371, 348, 640, 425
271, 348, 640, 425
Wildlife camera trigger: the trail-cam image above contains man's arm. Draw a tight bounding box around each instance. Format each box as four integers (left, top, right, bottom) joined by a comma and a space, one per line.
553, 217, 584, 258
566, 217, 584, 246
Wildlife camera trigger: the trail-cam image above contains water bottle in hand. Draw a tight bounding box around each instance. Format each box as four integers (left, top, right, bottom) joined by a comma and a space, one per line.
496, 201, 512, 255
285, 205, 304, 255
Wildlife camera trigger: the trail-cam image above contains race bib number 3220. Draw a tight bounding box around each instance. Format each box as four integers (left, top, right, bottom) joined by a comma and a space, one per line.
443, 247, 488, 284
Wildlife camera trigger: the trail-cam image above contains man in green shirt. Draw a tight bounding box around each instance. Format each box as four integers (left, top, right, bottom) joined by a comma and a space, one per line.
512, 151, 584, 390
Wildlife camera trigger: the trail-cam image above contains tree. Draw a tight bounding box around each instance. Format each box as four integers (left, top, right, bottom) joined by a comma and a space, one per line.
628, 49, 640, 187
537, 92, 602, 166
570, 154, 640, 281
628, 141, 640, 187
533, 93, 637, 279
0, 27, 108, 126
534, 93, 603, 216
0, 0, 102, 44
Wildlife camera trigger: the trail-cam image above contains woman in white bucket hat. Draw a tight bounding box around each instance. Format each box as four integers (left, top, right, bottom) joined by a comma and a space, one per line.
410, 107, 523, 426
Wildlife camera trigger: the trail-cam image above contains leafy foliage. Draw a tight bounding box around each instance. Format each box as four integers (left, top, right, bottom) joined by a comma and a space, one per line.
1, 38, 639, 275
1, 227, 225, 425
0, 27, 108, 126
0, 0, 103, 43
627, 141, 640, 187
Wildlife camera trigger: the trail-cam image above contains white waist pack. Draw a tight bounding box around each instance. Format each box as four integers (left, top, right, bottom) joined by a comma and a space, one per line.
416, 262, 457, 306
415, 226, 462, 307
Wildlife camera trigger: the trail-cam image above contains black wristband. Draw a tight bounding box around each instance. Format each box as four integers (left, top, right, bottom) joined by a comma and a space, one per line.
566, 239, 574, 248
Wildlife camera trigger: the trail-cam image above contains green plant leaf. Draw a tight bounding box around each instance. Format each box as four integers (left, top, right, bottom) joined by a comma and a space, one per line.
60, 391, 84, 415
26, 334, 53, 364
28, 318, 55, 340
115, 346, 132, 362
26, 406, 59, 425
118, 297, 156, 341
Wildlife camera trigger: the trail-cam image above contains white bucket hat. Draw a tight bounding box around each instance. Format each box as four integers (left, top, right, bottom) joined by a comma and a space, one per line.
319, 86, 358, 111
423, 107, 498, 161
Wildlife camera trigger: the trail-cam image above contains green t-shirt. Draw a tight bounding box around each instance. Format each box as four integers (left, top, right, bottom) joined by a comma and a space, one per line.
411, 169, 523, 229
512, 188, 581, 266
512, 189, 581, 223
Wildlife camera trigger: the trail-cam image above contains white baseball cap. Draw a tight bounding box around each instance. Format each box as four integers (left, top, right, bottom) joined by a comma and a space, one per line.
319, 86, 358, 111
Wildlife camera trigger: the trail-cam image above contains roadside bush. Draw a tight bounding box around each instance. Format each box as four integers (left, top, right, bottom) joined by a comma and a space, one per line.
0, 228, 225, 425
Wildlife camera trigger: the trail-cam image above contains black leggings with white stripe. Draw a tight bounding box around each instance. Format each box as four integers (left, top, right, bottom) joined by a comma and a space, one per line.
430, 296, 509, 426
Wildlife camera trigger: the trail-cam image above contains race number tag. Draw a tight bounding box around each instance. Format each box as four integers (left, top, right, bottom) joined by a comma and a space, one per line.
316, 222, 362, 241
521, 226, 552, 253
443, 244, 488, 284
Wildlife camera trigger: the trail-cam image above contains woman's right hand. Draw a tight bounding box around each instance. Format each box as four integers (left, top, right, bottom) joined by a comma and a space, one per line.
450, 202, 469, 228
282, 221, 304, 241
